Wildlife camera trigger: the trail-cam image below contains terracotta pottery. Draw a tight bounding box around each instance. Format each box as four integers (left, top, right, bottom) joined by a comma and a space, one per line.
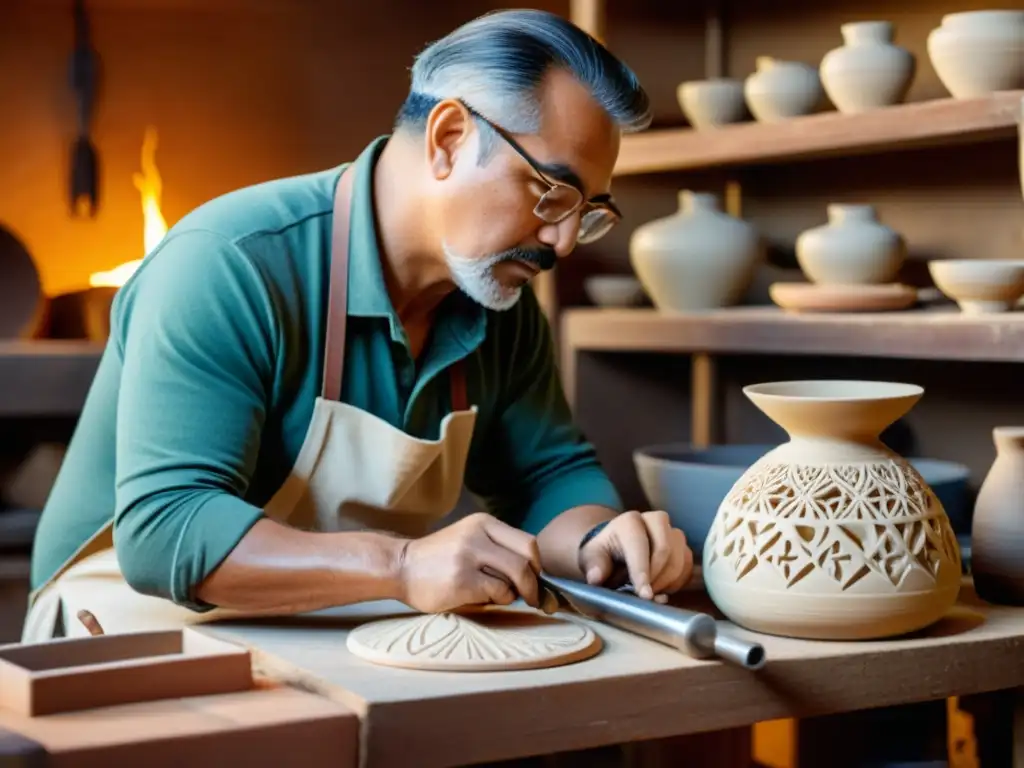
769, 282, 917, 312
927, 11, 1024, 99
971, 427, 1024, 606
796, 204, 906, 285
744, 57, 823, 122
702, 380, 962, 640
927, 259, 1024, 314
820, 21, 916, 113
629, 190, 762, 312
677, 78, 749, 129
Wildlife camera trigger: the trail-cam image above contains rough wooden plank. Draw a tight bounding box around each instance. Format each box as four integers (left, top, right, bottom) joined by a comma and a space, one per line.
0, 342, 103, 417
615, 92, 1023, 175
560, 306, 1024, 363
199, 583, 1024, 768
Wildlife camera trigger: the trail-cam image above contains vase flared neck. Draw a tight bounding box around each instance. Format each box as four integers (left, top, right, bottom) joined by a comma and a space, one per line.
679, 190, 719, 214
993, 426, 1024, 455
827, 204, 878, 224
841, 21, 895, 44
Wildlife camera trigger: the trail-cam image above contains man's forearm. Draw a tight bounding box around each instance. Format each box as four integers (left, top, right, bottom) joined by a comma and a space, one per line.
194, 518, 407, 614
536, 504, 618, 579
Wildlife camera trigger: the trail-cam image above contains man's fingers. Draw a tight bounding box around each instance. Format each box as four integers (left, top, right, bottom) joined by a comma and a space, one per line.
479, 546, 540, 608
479, 570, 517, 606
653, 529, 694, 596
642, 510, 673, 587
483, 517, 542, 574
611, 511, 653, 599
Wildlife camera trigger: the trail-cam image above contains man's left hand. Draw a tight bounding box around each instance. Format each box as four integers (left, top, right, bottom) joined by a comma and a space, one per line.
577, 510, 693, 600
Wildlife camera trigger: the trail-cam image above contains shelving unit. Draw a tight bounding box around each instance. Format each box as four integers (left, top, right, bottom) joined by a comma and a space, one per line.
614, 90, 1023, 175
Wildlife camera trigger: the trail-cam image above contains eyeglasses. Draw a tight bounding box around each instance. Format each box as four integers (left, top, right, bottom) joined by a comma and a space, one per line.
463, 103, 621, 245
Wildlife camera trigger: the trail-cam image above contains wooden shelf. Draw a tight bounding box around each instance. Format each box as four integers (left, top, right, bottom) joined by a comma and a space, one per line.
614, 91, 1024, 176
560, 305, 1024, 363
0, 341, 104, 417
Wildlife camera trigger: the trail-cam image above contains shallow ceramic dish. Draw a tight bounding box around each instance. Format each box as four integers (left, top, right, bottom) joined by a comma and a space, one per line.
633, 442, 973, 557
583, 275, 645, 307
928, 259, 1024, 314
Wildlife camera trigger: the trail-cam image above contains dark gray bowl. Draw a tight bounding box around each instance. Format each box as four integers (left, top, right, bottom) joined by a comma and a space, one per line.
633, 443, 972, 557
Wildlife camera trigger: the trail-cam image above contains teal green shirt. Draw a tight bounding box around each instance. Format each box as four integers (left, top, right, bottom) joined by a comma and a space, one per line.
30, 136, 623, 610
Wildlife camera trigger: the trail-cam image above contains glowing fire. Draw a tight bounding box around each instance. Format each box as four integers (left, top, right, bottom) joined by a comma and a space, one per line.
89, 126, 168, 288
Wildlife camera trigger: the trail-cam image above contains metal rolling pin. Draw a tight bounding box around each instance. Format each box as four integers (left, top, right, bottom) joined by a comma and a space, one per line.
537, 572, 766, 671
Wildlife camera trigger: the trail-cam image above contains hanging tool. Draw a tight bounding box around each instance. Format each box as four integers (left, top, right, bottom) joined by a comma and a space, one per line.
68, 0, 99, 217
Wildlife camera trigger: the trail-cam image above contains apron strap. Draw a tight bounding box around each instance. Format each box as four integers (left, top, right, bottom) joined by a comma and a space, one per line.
319, 164, 469, 411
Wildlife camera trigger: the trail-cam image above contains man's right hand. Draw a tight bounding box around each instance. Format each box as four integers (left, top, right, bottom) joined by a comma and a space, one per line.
397, 512, 542, 613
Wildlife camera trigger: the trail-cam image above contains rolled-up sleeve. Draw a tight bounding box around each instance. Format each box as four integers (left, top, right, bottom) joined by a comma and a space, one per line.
111, 229, 276, 610
467, 289, 623, 535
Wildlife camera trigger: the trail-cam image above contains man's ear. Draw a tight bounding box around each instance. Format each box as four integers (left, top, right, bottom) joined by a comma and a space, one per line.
424, 99, 475, 181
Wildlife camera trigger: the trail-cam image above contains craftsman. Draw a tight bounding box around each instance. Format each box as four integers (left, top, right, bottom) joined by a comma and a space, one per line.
23, 9, 693, 642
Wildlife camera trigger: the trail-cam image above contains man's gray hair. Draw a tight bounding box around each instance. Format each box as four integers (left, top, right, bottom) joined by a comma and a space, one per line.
395, 9, 651, 153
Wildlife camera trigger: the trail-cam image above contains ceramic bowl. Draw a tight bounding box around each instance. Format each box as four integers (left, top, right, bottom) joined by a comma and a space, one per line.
633, 442, 973, 557
928, 259, 1024, 314
676, 78, 748, 129
583, 275, 645, 308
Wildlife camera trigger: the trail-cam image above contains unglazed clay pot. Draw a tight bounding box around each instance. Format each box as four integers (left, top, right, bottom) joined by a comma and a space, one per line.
927, 11, 1024, 99
820, 21, 916, 113
971, 427, 1024, 606
796, 204, 906, 284
702, 380, 962, 640
744, 57, 823, 122
629, 191, 762, 312
677, 78, 749, 129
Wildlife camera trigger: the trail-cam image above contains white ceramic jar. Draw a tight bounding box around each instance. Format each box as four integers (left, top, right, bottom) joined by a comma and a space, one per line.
677, 78, 748, 129
629, 191, 762, 312
796, 204, 906, 285
820, 21, 916, 113
927, 11, 1024, 98
744, 57, 823, 122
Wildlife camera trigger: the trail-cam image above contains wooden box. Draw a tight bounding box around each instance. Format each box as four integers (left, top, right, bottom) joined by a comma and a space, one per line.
0, 628, 253, 717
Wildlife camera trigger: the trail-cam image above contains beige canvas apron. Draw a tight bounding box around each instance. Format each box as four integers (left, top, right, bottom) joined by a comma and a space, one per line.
21, 165, 478, 643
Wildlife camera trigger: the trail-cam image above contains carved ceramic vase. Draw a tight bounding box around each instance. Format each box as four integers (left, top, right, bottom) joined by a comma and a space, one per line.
820, 21, 916, 113
970, 427, 1024, 606
702, 380, 962, 640
927, 11, 1024, 99
629, 190, 762, 311
796, 204, 906, 285
744, 57, 823, 122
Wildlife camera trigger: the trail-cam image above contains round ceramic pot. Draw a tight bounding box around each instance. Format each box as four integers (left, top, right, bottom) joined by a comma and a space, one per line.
677, 78, 748, 129
702, 380, 962, 640
629, 190, 762, 312
972, 427, 1024, 606
927, 11, 1024, 98
796, 204, 906, 285
820, 21, 916, 113
744, 57, 823, 122
583, 275, 645, 307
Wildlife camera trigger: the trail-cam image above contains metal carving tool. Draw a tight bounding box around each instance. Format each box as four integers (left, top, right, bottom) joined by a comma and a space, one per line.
537, 571, 766, 670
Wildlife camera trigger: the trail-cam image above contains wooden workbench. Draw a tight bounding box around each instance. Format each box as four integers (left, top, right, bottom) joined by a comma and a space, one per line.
192, 580, 1024, 768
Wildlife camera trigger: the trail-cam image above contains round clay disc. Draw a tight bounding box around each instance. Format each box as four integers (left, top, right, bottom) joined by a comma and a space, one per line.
346, 608, 602, 672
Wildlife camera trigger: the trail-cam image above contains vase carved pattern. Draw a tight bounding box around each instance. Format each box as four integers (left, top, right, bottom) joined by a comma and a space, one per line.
346, 610, 602, 671
706, 459, 961, 593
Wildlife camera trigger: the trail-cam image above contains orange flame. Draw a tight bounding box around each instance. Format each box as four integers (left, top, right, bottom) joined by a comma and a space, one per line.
89, 126, 168, 288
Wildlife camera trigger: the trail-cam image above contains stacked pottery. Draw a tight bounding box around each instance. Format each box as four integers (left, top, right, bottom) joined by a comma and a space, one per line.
971, 427, 1024, 606
927, 11, 1024, 98
629, 191, 763, 312
770, 204, 915, 312
744, 57, 823, 122
702, 380, 962, 640
820, 21, 916, 113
